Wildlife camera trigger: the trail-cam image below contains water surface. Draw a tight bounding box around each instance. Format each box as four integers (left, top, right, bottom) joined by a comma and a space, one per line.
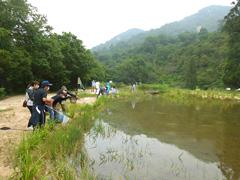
85, 97, 240, 179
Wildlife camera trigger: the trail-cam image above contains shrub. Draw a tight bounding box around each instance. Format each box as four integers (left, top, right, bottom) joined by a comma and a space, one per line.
0, 87, 6, 99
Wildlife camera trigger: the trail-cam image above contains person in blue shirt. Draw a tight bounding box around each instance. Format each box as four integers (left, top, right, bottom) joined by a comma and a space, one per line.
91, 80, 96, 92
106, 83, 111, 95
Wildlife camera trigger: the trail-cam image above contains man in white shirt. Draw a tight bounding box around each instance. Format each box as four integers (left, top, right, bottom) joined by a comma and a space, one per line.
95, 80, 100, 95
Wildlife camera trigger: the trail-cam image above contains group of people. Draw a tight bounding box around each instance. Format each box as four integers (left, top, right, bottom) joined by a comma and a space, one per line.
25, 80, 120, 130
91, 80, 116, 98
25, 80, 80, 130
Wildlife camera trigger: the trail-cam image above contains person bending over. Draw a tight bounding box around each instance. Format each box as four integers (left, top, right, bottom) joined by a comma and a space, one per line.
57, 86, 80, 113
46, 92, 67, 122
97, 87, 107, 98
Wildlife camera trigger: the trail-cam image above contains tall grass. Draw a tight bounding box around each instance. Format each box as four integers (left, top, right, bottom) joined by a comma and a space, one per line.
137, 84, 239, 101
13, 97, 107, 179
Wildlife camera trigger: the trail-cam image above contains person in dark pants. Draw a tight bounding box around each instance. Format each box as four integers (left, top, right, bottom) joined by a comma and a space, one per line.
25, 81, 40, 130
97, 87, 107, 98
46, 92, 67, 122
56, 86, 80, 113
29, 80, 53, 129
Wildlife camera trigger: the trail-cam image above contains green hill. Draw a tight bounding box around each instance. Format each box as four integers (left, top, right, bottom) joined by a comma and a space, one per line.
91, 28, 145, 53
91, 5, 231, 54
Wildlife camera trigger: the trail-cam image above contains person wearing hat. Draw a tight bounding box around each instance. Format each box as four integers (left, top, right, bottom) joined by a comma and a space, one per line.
29, 80, 53, 128
56, 86, 80, 113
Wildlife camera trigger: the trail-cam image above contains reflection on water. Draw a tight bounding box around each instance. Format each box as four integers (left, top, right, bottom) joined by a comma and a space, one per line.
85, 97, 240, 179
132, 101, 135, 109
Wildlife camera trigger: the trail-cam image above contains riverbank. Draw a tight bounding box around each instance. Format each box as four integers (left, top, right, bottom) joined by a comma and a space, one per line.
0, 90, 97, 179
138, 84, 240, 101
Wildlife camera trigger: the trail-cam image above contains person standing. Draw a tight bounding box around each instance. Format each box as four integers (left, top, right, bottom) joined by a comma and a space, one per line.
26, 81, 40, 130
132, 83, 136, 92
56, 86, 80, 113
96, 80, 100, 95
91, 80, 96, 92
29, 80, 53, 128
111, 86, 115, 97
106, 83, 111, 96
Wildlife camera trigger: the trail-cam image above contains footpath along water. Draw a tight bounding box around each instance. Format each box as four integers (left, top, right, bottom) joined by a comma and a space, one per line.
84, 97, 240, 180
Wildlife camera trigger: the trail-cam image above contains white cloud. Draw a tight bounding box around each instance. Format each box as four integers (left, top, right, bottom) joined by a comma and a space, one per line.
28, 0, 233, 49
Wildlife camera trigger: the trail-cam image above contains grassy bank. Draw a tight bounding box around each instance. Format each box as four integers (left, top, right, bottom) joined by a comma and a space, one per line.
12, 97, 108, 180
11, 85, 239, 179
137, 84, 240, 101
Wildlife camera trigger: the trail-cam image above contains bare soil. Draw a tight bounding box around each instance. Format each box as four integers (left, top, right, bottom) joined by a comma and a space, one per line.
0, 90, 96, 179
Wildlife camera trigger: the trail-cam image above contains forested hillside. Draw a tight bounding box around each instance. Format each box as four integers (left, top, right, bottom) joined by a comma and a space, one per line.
92, 5, 231, 55
91, 3, 240, 90
0, 0, 104, 93
95, 29, 228, 89
91, 28, 145, 53
0, 0, 239, 94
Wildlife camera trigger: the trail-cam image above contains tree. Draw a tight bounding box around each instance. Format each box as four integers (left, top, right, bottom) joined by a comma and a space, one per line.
0, 0, 98, 93
114, 58, 148, 84
222, 0, 240, 87
185, 57, 197, 90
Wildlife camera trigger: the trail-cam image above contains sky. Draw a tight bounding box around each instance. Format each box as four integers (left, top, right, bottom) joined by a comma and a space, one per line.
27, 0, 233, 49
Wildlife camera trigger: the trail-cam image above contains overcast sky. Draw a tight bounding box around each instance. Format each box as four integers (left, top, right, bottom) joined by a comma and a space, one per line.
27, 0, 233, 49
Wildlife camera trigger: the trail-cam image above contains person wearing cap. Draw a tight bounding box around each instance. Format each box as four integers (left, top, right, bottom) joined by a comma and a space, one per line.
29, 80, 53, 128
56, 86, 80, 113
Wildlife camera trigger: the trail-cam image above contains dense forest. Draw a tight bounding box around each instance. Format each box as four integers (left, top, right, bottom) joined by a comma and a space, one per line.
93, 30, 228, 89
0, 0, 105, 93
0, 0, 240, 94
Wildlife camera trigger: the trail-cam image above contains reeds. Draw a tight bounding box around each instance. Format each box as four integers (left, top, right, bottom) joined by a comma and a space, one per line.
137, 84, 239, 101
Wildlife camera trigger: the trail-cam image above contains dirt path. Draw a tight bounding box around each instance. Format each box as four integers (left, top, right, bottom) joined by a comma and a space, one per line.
0, 91, 96, 179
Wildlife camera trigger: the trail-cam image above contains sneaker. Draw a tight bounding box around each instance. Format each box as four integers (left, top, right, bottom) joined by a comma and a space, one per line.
26, 126, 34, 131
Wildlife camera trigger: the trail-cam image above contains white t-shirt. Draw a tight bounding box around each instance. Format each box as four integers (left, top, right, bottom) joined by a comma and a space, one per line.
96, 82, 100, 89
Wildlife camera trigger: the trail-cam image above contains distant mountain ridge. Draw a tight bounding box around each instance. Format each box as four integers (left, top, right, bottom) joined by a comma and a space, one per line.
91, 5, 231, 53
91, 28, 145, 52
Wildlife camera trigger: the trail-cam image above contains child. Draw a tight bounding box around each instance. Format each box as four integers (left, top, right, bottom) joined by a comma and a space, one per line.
111, 86, 115, 97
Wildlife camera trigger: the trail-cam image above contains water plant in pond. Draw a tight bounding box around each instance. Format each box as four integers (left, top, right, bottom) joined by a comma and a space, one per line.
83, 94, 237, 179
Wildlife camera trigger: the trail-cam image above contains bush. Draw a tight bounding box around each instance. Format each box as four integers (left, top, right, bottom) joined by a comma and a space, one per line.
138, 84, 170, 92
0, 87, 6, 99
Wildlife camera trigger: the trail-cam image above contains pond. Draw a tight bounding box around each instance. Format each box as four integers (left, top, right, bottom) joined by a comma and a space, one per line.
84, 96, 240, 180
